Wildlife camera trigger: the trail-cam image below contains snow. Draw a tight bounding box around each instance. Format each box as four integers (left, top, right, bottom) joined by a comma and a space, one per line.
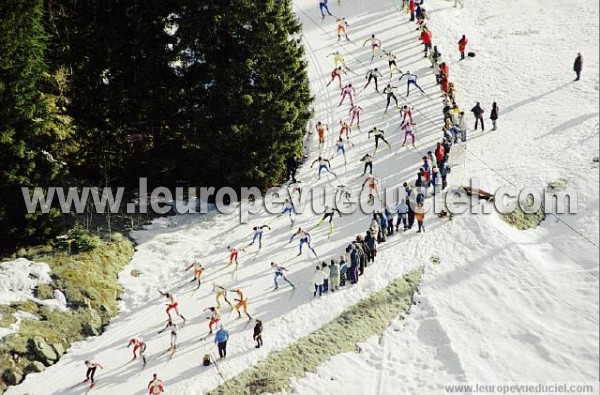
9, 0, 599, 394
0, 258, 68, 340
0, 258, 52, 305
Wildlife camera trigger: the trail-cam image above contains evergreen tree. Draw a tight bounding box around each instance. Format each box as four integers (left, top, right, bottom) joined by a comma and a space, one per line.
45, 0, 180, 188
0, 0, 76, 246
175, 0, 313, 189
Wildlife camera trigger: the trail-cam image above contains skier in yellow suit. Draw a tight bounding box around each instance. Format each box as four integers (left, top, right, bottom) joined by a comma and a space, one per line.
212, 283, 233, 309
232, 288, 252, 320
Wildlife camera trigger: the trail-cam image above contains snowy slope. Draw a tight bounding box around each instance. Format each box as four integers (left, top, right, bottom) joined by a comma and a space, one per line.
289, 0, 600, 393
10, 0, 599, 394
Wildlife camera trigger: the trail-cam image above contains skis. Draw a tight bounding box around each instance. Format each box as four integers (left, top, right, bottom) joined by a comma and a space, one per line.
84, 381, 96, 394
326, 223, 335, 242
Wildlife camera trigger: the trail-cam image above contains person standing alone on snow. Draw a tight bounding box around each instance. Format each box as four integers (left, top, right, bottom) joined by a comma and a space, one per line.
458, 35, 468, 60
471, 102, 485, 131
215, 325, 229, 359
253, 319, 263, 348
574, 53, 583, 81
490, 102, 499, 130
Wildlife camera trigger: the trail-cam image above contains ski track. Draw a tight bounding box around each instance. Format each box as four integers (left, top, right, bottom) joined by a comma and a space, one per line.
10, 0, 599, 394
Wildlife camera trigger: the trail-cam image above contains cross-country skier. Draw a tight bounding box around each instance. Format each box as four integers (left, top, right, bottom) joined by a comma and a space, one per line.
185, 261, 204, 289
363, 34, 382, 61
315, 121, 328, 149
349, 104, 363, 126
250, 225, 271, 250
148, 373, 165, 395
339, 84, 356, 106
361, 175, 381, 201
399, 71, 425, 96
271, 262, 295, 289
319, 0, 333, 19
311, 156, 336, 179
383, 84, 399, 111
316, 205, 342, 233
282, 198, 295, 225
364, 68, 383, 92
458, 35, 468, 60
290, 228, 318, 257
400, 104, 414, 123
330, 138, 348, 164
226, 245, 240, 270
336, 17, 350, 41
326, 66, 346, 89
83, 360, 103, 388
212, 283, 233, 309
361, 152, 374, 175
339, 119, 352, 141
203, 306, 222, 334
231, 288, 252, 320
368, 127, 391, 153
127, 337, 147, 365
381, 49, 402, 77
400, 121, 417, 148
158, 291, 186, 322
158, 319, 179, 351
328, 50, 346, 68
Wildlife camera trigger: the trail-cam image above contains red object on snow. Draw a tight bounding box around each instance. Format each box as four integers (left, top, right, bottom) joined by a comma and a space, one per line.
420, 31, 432, 44
458, 37, 468, 52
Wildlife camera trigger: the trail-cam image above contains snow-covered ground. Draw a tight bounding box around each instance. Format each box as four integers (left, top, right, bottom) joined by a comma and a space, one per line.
9, 0, 599, 394
0, 258, 68, 340
0, 259, 52, 305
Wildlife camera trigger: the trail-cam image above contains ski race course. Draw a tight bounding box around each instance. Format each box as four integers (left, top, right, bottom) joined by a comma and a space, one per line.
10, 0, 599, 394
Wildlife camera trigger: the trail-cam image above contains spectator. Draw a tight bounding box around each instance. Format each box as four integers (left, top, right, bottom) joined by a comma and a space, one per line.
312, 266, 325, 297
253, 320, 263, 348
490, 102, 499, 130
215, 325, 229, 359
329, 259, 340, 292
365, 230, 377, 264
574, 53, 583, 81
